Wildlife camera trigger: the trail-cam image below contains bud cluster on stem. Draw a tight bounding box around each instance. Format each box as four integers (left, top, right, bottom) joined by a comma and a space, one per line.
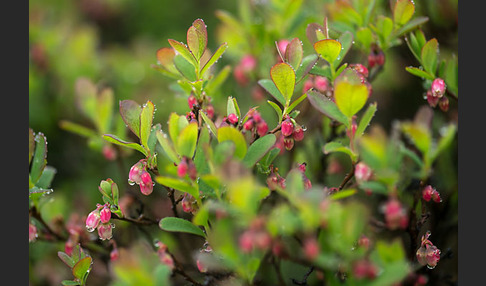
86, 203, 114, 241
128, 159, 154, 195
426, 78, 449, 111
416, 231, 441, 269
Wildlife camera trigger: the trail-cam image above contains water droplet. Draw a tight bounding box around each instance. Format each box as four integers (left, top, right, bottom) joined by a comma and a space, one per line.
86, 227, 95, 233
128, 179, 136, 186
426, 265, 436, 270
301, 125, 307, 131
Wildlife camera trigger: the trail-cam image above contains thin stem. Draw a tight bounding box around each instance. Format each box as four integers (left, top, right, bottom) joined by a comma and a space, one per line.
111, 213, 158, 226
338, 163, 355, 190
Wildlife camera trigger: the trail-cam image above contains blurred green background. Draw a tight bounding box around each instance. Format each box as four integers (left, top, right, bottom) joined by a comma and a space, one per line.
29, 0, 457, 285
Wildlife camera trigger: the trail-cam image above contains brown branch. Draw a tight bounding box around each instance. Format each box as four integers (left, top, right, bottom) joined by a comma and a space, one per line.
338, 163, 356, 190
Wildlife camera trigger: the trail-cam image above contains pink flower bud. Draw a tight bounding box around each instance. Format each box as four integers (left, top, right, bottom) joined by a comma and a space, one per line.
350, 64, 369, 78
303, 177, 312, 190
416, 274, 428, 285
128, 160, 144, 185
354, 162, 372, 183
439, 97, 449, 112
358, 235, 370, 250
314, 76, 330, 94
240, 55, 257, 72
65, 238, 75, 256
97, 223, 113, 240
234, 67, 249, 86
160, 252, 175, 270
140, 171, 153, 195
239, 231, 254, 253
110, 248, 119, 261
29, 223, 38, 242
188, 95, 197, 109
426, 90, 439, 108
254, 232, 272, 250
422, 185, 442, 203
281, 120, 294, 137
227, 113, 238, 125
243, 119, 254, 131
102, 145, 117, 161
283, 137, 294, 151
100, 206, 111, 224
182, 193, 196, 213
252, 112, 262, 123
256, 121, 268, 137
303, 78, 314, 93
431, 78, 446, 98
293, 126, 304, 141
177, 159, 188, 178
197, 259, 208, 273
383, 198, 408, 230
277, 39, 290, 56
303, 238, 320, 260
205, 104, 215, 119
86, 210, 101, 232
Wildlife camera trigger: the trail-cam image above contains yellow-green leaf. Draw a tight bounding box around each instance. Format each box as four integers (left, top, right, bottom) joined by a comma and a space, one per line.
313, 39, 342, 65
270, 62, 295, 104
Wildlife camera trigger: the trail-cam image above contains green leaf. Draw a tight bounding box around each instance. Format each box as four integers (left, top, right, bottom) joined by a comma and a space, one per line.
430, 124, 456, 162
270, 62, 296, 104
287, 93, 307, 114
313, 39, 342, 65
334, 71, 369, 118
156, 47, 178, 73
267, 100, 283, 122
401, 122, 431, 156
168, 113, 188, 145
356, 27, 373, 52
187, 19, 207, 60
443, 55, 458, 96
375, 16, 394, 47
30, 132, 47, 183
72, 256, 92, 280
58, 251, 76, 268
334, 31, 354, 67
159, 217, 206, 238
36, 166, 56, 189
95, 87, 114, 134
258, 79, 286, 106
421, 38, 439, 75
405, 66, 435, 80
395, 16, 428, 37
140, 101, 155, 149
284, 37, 303, 71
306, 90, 349, 126
61, 280, 81, 286
174, 54, 197, 82
155, 176, 199, 197
323, 141, 358, 163
168, 39, 197, 68
200, 42, 228, 76
29, 128, 35, 164
103, 134, 147, 156
330, 189, 357, 200
59, 120, 98, 139
242, 134, 277, 168
226, 96, 239, 118
119, 100, 142, 138
199, 110, 218, 137
393, 0, 415, 26
74, 78, 97, 122
155, 130, 180, 164
217, 126, 247, 159
295, 54, 319, 81
176, 122, 198, 158
154, 264, 172, 286
356, 102, 377, 137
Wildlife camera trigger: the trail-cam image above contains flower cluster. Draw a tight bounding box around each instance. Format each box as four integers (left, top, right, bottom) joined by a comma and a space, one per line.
280, 115, 305, 151
382, 197, 409, 230
85, 203, 114, 241
416, 231, 441, 269
422, 185, 442, 203
128, 159, 154, 195
234, 54, 257, 86
239, 217, 272, 254
155, 241, 175, 270
426, 78, 449, 111
242, 109, 269, 138
177, 156, 197, 181
303, 75, 331, 96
